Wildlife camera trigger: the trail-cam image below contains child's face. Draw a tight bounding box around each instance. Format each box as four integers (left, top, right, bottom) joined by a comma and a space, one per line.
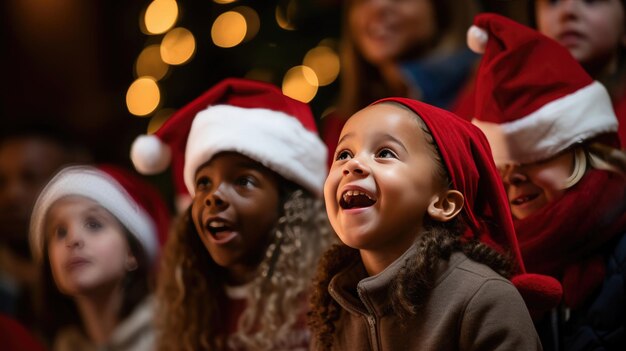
191, 152, 281, 273
349, 0, 437, 65
46, 196, 134, 296
499, 150, 575, 219
325, 103, 442, 257
536, 0, 626, 68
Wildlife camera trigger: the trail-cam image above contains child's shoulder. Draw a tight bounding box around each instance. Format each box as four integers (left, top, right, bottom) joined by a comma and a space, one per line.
435, 252, 516, 297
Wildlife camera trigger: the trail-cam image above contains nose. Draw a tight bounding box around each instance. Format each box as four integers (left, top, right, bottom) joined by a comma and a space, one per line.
204, 184, 229, 211
342, 157, 370, 177
558, 0, 581, 18
500, 164, 528, 186
65, 228, 83, 249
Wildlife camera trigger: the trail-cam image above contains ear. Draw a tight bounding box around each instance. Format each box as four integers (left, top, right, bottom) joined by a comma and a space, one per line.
125, 254, 138, 272
428, 190, 464, 222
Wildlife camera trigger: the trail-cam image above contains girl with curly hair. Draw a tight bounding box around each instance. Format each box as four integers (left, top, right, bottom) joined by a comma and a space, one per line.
130, 78, 334, 351
309, 97, 562, 350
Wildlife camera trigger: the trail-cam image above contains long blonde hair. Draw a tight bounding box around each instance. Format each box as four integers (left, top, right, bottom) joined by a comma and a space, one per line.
156, 188, 334, 351
563, 142, 626, 189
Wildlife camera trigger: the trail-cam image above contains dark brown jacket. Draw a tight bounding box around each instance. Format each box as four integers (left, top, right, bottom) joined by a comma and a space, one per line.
326, 247, 541, 350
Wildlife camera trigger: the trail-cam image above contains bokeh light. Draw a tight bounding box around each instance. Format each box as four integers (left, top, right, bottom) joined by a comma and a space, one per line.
211, 11, 247, 48
147, 108, 175, 134
135, 44, 169, 80
303, 46, 340, 86
275, 3, 296, 31
213, 0, 237, 4
234, 6, 260, 42
160, 27, 196, 65
144, 0, 178, 35
127, 77, 161, 116
282, 66, 319, 103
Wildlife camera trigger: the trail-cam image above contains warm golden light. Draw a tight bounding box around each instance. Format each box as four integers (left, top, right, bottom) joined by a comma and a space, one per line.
303, 46, 340, 86
213, 0, 236, 4
135, 44, 169, 80
148, 108, 175, 134
282, 66, 319, 103
144, 0, 178, 35
234, 6, 260, 42
211, 11, 247, 48
275, 5, 295, 31
127, 77, 161, 116
160, 27, 196, 65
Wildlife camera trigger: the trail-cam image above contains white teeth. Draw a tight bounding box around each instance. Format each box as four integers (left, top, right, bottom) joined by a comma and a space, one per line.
208, 220, 226, 228
342, 190, 373, 201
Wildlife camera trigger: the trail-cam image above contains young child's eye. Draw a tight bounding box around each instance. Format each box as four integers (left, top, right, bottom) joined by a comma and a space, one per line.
235, 175, 257, 187
376, 148, 398, 159
195, 176, 211, 191
84, 218, 103, 231
336, 150, 352, 161
53, 226, 68, 240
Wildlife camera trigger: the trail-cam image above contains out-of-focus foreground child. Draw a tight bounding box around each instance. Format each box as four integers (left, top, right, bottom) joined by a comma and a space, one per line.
309, 97, 561, 350
131, 78, 334, 350
29, 165, 170, 351
532, 0, 626, 144
468, 13, 626, 350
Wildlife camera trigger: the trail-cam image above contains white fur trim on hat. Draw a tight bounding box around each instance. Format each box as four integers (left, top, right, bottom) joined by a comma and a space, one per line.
29, 166, 159, 263
467, 25, 488, 54
130, 134, 172, 175
184, 105, 327, 197
473, 82, 618, 166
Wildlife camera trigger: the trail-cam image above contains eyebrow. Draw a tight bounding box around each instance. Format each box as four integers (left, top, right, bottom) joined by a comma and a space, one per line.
234, 160, 267, 172
337, 132, 354, 146
338, 132, 408, 153
380, 134, 409, 153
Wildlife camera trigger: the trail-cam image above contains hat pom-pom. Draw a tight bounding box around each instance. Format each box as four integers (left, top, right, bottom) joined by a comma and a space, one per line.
130, 135, 171, 175
467, 25, 488, 54
511, 273, 562, 320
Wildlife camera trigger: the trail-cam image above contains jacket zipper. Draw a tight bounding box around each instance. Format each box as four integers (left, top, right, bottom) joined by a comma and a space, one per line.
357, 287, 380, 351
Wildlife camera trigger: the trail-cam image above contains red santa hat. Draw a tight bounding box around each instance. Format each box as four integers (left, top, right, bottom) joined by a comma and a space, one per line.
467, 13, 618, 166
130, 77, 327, 210
376, 97, 562, 317
30, 165, 170, 264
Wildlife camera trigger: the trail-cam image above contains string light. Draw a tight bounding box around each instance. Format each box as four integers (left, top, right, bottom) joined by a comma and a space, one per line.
129, 1, 341, 119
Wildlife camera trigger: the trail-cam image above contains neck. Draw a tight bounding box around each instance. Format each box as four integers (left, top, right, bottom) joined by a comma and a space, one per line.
75, 283, 124, 345
360, 246, 409, 277
584, 51, 620, 84
226, 264, 258, 286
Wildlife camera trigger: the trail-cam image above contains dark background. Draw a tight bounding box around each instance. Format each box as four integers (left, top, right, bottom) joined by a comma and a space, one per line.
0, 0, 527, 206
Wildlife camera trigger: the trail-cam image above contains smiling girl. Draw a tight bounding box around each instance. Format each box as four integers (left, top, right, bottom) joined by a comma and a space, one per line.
469, 14, 626, 350
309, 98, 561, 350
130, 78, 333, 351
29, 165, 170, 351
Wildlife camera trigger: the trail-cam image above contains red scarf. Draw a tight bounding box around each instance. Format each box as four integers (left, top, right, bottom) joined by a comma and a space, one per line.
515, 170, 626, 308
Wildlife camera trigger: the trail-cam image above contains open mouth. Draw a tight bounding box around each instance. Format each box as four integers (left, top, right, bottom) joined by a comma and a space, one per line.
206, 219, 234, 240
340, 190, 377, 210
511, 193, 539, 206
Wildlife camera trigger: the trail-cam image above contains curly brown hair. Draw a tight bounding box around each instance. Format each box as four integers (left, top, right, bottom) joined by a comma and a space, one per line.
156, 188, 334, 351
308, 221, 514, 350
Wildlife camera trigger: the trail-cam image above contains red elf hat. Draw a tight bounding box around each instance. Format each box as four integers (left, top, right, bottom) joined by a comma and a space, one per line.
30, 164, 170, 264
130, 78, 327, 211
467, 13, 618, 166
375, 97, 563, 318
